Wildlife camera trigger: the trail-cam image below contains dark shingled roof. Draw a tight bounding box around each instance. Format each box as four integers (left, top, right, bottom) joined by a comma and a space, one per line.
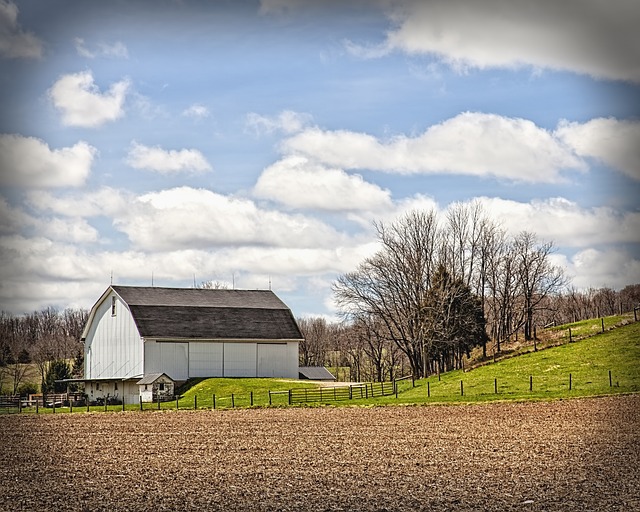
299, 366, 337, 381
137, 373, 173, 385
111, 286, 303, 341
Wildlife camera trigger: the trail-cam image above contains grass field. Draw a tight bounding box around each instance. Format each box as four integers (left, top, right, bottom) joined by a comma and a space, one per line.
389, 319, 640, 404
4, 317, 638, 414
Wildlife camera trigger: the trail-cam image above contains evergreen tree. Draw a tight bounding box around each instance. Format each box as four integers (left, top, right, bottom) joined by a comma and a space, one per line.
44, 360, 71, 393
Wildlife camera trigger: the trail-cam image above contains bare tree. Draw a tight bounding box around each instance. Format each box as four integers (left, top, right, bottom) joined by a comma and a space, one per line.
333, 210, 440, 378
514, 232, 567, 341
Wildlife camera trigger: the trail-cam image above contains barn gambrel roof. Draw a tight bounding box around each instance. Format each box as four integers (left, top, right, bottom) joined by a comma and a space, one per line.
82, 286, 304, 341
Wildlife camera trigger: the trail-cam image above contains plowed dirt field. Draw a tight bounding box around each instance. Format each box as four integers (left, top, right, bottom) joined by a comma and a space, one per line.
1, 395, 638, 511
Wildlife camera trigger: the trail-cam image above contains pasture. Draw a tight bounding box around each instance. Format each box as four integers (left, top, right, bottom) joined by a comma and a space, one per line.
0, 395, 638, 511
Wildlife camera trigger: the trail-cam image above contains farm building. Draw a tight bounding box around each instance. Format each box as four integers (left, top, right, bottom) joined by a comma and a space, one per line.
81, 285, 304, 404
137, 373, 175, 403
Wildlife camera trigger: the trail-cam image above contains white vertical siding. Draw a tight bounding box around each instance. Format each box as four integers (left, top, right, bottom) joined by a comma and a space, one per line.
189, 342, 223, 378
223, 342, 257, 377
257, 344, 288, 378
144, 341, 188, 381
84, 294, 143, 380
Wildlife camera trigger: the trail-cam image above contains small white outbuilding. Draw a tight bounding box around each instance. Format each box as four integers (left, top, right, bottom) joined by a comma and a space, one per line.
137, 373, 175, 403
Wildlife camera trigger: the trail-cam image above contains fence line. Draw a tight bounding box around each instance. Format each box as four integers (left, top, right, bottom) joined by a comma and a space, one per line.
2, 368, 634, 415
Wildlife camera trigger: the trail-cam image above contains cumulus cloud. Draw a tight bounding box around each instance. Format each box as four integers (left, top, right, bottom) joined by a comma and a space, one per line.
476, 196, 640, 247
26, 187, 130, 218
37, 217, 99, 243
0, 0, 43, 58
126, 141, 212, 174
49, 71, 130, 128
564, 247, 640, 290
182, 104, 210, 119
114, 186, 347, 251
254, 156, 393, 211
370, 0, 640, 83
0, 196, 35, 234
0, 134, 96, 188
555, 118, 640, 181
246, 110, 312, 135
282, 112, 585, 182
74, 37, 129, 59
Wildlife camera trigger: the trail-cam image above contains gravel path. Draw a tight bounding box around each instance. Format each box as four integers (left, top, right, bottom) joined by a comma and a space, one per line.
1, 395, 638, 511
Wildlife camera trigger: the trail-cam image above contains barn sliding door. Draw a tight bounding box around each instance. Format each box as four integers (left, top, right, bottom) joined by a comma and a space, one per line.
144, 341, 188, 381
223, 342, 257, 377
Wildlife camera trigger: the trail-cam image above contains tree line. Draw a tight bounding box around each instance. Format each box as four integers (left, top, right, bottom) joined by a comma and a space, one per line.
301, 204, 640, 381
0, 307, 87, 394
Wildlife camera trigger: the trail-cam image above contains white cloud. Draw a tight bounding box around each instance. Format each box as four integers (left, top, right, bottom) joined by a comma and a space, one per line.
49, 71, 130, 128
476, 196, 640, 247
555, 118, 640, 181
0, 134, 96, 188
246, 110, 312, 135
127, 141, 211, 174
0, 196, 35, 234
282, 112, 585, 182
564, 248, 640, 290
254, 155, 393, 211
37, 217, 99, 243
0, 0, 43, 58
74, 38, 129, 59
114, 186, 348, 251
26, 187, 130, 218
126, 141, 212, 174
376, 0, 640, 83
182, 104, 210, 119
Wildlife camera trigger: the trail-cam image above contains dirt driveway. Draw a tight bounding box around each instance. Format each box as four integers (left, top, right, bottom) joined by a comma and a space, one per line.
1, 395, 638, 511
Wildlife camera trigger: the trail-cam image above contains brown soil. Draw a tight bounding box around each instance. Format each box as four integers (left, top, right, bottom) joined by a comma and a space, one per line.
1, 395, 638, 511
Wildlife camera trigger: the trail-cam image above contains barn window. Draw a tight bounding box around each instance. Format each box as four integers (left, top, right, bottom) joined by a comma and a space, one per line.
114, 382, 118, 391
159, 383, 165, 391
111, 296, 116, 316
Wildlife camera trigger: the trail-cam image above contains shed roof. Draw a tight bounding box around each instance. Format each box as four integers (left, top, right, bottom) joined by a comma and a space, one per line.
137, 373, 173, 385
299, 366, 336, 381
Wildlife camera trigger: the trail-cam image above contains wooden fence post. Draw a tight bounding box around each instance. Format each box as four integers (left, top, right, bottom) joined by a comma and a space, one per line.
288, 389, 292, 405
231, 394, 235, 408
529, 375, 533, 392
601, 318, 605, 333
53, 399, 55, 414
460, 380, 464, 396
157, 395, 160, 410
427, 381, 430, 398
569, 328, 572, 343
569, 373, 572, 390
122, 397, 125, 412
213, 394, 216, 410
139, 395, 142, 411
609, 370, 612, 387
194, 395, 197, 410
250, 391, 253, 407
268, 391, 271, 406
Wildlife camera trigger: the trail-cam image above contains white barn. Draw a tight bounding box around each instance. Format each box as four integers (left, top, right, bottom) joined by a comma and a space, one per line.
81, 285, 303, 404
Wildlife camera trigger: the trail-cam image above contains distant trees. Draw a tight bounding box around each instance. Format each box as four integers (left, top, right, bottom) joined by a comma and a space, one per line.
0, 307, 87, 394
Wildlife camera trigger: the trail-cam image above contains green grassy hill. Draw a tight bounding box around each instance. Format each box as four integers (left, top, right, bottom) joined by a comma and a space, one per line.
174, 320, 639, 409
388, 319, 640, 404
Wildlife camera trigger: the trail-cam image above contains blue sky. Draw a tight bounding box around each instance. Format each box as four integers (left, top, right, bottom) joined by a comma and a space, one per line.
0, 0, 638, 317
